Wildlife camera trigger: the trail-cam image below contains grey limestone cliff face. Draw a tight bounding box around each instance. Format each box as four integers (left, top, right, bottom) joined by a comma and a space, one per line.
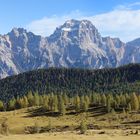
0, 19, 139, 78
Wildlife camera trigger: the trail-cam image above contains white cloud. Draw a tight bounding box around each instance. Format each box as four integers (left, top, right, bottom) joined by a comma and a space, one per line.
26, 3, 140, 42
26, 10, 83, 36
89, 9, 140, 42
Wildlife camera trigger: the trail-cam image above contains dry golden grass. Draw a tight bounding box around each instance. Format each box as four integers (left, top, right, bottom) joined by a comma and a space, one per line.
0, 132, 140, 140
0, 106, 140, 139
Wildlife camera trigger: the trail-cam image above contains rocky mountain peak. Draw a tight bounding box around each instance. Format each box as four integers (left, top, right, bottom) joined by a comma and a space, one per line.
0, 19, 140, 79
9, 28, 27, 37
57, 19, 99, 35
49, 19, 101, 45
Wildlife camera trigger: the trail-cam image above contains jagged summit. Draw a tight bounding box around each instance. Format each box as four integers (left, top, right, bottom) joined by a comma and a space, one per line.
61, 19, 96, 30
11, 27, 27, 32
52, 19, 98, 34
0, 19, 140, 78
49, 19, 101, 45
8, 28, 27, 36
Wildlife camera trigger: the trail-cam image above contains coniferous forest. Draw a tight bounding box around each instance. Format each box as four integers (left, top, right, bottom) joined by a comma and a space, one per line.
0, 64, 139, 112
0, 63, 140, 103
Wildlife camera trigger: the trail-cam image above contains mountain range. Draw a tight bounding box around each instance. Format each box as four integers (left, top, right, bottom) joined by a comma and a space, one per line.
0, 19, 140, 79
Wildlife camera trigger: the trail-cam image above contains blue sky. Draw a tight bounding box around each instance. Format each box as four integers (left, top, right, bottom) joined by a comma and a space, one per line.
1, 0, 140, 42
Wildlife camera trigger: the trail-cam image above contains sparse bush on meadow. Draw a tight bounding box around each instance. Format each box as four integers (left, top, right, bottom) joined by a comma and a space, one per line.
0, 118, 9, 135
80, 120, 87, 134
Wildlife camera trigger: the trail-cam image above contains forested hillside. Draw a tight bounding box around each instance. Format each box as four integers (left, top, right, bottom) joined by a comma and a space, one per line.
0, 63, 140, 103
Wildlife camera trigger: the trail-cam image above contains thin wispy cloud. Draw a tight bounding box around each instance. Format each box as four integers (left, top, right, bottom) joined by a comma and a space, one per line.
116, 2, 140, 10
128, 2, 140, 7
26, 2, 140, 42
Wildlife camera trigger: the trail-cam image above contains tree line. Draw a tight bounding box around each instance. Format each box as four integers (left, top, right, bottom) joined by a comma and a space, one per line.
0, 91, 140, 115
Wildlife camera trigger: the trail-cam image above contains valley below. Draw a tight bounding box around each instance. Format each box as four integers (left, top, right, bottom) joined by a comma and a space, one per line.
0, 64, 140, 139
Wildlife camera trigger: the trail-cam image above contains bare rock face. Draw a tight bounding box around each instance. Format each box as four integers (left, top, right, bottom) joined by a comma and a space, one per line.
0, 19, 139, 78
121, 38, 140, 65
